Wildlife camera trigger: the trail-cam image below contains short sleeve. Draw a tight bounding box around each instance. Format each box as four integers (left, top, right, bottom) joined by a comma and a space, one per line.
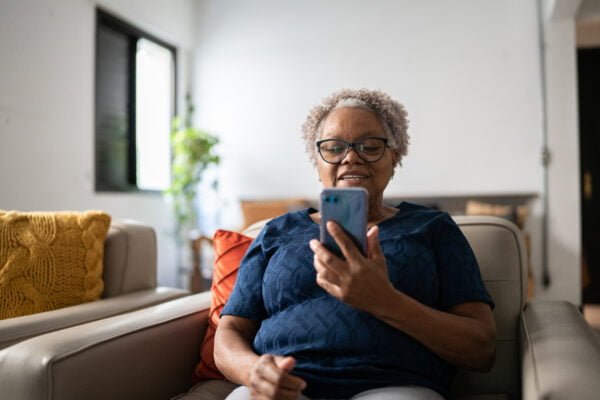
221, 227, 269, 321
433, 213, 495, 310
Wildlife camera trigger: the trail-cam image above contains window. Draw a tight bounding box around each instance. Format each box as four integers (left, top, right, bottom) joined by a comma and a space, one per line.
95, 10, 176, 192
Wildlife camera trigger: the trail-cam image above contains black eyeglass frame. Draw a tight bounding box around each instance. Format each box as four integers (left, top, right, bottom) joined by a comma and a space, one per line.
315, 137, 391, 165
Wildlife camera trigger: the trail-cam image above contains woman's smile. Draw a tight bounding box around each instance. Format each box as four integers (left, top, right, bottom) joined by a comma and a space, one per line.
337, 171, 370, 185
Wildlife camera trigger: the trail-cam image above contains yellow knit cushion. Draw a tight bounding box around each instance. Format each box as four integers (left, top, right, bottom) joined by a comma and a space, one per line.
0, 210, 111, 319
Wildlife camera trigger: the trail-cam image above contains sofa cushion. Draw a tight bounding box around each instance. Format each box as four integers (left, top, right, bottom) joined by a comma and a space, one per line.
173, 379, 238, 400
193, 230, 253, 382
0, 210, 111, 319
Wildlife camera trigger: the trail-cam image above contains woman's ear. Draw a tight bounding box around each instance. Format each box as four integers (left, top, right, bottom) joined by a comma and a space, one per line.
391, 149, 400, 166
316, 163, 323, 182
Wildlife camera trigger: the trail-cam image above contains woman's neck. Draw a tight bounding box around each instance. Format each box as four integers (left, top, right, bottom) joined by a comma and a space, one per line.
367, 203, 398, 226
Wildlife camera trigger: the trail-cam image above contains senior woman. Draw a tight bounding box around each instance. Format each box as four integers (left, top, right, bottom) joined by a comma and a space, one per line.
214, 89, 495, 400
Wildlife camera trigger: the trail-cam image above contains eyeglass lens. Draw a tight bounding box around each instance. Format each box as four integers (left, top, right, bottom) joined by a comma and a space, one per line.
318, 138, 387, 164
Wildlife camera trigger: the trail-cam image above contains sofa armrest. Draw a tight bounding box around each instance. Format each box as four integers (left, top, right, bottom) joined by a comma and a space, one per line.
0, 292, 211, 400
103, 220, 158, 297
521, 300, 600, 400
0, 287, 189, 350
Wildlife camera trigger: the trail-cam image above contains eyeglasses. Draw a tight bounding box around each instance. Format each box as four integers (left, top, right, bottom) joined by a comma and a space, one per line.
316, 137, 390, 164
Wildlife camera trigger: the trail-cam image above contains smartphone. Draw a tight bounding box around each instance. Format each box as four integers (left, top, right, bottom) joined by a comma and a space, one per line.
320, 187, 368, 257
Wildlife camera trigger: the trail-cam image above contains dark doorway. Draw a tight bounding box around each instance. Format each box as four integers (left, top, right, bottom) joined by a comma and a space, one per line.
578, 47, 600, 303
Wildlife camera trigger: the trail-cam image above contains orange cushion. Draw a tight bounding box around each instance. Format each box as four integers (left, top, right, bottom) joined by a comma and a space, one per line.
193, 229, 253, 382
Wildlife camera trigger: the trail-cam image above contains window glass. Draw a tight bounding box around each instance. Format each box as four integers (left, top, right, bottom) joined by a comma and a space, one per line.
136, 39, 173, 191
95, 10, 176, 192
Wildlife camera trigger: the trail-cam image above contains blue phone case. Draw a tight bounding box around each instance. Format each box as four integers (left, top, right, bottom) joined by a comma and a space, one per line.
320, 188, 368, 257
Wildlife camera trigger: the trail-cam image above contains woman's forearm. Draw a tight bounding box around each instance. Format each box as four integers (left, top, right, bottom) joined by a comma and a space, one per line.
214, 319, 260, 386
373, 286, 496, 371
215, 317, 308, 399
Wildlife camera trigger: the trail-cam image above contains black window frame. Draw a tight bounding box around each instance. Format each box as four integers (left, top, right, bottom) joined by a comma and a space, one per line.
94, 8, 177, 193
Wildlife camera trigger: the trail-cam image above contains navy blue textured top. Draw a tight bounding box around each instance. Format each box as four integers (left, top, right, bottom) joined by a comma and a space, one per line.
222, 202, 494, 399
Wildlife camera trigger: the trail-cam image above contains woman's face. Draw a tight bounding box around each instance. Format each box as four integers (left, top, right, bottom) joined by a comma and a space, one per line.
316, 107, 398, 200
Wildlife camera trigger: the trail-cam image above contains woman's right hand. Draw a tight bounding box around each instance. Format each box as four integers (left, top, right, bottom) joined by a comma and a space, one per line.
247, 354, 307, 400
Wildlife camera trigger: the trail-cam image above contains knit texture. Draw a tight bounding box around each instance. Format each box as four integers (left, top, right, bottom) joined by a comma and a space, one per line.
0, 210, 111, 319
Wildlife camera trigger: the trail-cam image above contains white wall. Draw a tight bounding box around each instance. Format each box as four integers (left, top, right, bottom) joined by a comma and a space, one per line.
578, 0, 600, 46
193, 0, 584, 304
542, 18, 581, 303
0, 0, 196, 288
535, 0, 582, 304
193, 0, 544, 222
0, 0, 584, 303
579, 0, 600, 17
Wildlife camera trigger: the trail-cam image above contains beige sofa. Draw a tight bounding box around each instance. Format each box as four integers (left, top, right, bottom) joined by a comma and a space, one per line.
0, 220, 188, 350
1, 216, 600, 399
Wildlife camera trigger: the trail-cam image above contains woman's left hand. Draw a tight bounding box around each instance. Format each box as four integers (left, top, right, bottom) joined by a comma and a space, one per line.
309, 221, 395, 313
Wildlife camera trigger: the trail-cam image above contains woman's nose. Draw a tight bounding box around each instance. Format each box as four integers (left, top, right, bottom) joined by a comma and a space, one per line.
341, 146, 364, 164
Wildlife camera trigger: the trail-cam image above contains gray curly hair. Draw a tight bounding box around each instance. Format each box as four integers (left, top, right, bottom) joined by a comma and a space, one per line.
301, 88, 410, 167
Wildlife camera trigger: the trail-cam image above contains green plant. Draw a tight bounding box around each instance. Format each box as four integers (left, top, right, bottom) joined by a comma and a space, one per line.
164, 96, 219, 238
